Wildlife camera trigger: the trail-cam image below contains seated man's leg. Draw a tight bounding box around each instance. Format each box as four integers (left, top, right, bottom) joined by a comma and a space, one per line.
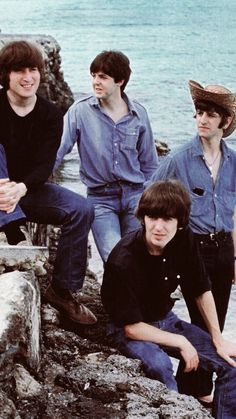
0, 144, 26, 242
111, 327, 178, 391
177, 242, 233, 401
20, 182, 96, 324
171, 316, 236, 418
87, 186, 122, 263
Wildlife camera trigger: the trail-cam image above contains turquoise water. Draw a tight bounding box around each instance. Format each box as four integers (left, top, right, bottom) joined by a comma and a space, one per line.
0, 0, 236, 147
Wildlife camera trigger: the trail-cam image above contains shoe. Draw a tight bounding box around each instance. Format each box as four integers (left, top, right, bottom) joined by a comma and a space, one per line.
17, 226, 33, 246
198, 399, 213, 409
44, 284, 97, 325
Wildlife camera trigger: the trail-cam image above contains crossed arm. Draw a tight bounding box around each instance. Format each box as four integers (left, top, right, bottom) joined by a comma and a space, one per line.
0, 178, 27, 213
124, 291, 236, 372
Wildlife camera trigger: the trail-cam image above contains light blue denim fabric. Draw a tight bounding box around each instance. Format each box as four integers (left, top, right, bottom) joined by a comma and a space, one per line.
55, 94, 158, 187
152, 135, 236, 233
87, 182, 143, 262
109, 311, 236, 419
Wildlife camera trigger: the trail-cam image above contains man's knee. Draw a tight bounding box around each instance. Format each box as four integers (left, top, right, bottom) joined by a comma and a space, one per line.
69, 193, 94, 224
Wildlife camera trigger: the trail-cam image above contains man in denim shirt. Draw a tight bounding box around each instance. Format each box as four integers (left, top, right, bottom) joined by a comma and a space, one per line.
55, 50, 158, 263
152, 80, 236, 406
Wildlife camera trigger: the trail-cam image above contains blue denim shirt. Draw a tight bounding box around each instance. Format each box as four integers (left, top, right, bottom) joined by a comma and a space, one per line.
152, 135, 236, 233
55, 94, 158, 187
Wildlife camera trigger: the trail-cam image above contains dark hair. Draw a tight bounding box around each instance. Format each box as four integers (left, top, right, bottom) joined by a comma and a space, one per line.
135, 180, 191, 228
0, 40, 44, 89
194, 100, 230, 129
90, 50, 131, 92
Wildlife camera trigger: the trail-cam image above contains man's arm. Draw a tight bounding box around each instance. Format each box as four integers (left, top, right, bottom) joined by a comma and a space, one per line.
196, 291, 236, 366
0, 179, 27, 213
54, 104, 78, 170
151, 155, 176, 182
136, 110, 158, 180
124, 321, 199, 372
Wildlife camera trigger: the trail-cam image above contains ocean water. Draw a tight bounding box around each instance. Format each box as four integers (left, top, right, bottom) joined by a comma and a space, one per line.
0, 0, 235, 340
0, 0, 236, 147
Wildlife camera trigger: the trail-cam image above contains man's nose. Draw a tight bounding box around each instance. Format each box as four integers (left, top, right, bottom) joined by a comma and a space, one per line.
93, 75, 100, 84
200, 112, 208, 124
154, 218, 164, 230
22, 69, 32, 79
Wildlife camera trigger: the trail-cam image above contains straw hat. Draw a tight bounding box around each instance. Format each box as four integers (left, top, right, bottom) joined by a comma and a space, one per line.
189, 80, 236, 137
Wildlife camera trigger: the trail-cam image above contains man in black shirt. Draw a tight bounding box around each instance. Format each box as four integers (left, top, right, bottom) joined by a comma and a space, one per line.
101, 180, 236, 418
0, 40, 96, 325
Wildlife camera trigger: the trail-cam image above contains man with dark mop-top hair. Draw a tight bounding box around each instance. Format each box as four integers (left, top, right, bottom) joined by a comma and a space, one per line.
101, 180, 236, 419
152, 80, 236, 406
55, 50, 158, 263
0, 40, 96, 325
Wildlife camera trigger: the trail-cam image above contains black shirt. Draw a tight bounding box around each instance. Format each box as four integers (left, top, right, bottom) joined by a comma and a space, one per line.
0, 89, 63, 191
101, 227, 211, 327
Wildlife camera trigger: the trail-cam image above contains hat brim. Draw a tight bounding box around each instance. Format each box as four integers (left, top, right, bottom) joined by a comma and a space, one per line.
189, 80, 236, 137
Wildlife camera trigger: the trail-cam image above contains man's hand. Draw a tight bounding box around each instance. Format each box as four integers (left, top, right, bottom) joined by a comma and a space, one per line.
214, 338, 236, 367
0, 179, 27, 213
179, 336, 199, 372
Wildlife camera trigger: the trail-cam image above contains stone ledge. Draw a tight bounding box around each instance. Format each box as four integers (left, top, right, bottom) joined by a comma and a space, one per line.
0, 271, 41, 372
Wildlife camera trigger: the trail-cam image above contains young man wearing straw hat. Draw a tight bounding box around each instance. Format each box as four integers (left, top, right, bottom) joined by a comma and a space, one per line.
152, 80, 236, 406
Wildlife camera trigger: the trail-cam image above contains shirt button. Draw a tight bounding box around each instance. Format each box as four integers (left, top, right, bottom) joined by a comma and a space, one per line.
177, 274, 180, 279
163, 258, 166, 262
115, 161, 118, 164
164, 277, 168, 280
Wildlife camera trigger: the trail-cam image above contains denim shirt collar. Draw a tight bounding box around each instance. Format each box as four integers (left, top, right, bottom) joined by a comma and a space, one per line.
192, 134, 230, 160
89, 93, 140, 119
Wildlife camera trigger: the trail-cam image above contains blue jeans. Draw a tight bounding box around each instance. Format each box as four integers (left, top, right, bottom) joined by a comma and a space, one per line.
0, 145, 94, 291
109, 311, 236, 419
87, 182, 143, 262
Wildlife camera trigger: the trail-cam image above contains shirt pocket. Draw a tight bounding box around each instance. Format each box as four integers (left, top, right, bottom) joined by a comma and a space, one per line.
190, 190, 211, 216
119, 128, 139, 150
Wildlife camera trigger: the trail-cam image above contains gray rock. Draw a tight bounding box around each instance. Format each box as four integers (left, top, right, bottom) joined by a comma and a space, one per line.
14, 364, 44, 399
0, 271, 41, 373
0, 390, 20, 419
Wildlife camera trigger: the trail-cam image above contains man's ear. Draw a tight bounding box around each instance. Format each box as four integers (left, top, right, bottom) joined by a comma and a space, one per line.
223, 115, 233, 130
117, 79, 125, 87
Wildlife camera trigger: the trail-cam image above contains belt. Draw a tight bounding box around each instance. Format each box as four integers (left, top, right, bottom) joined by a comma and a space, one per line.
88, 180, 143, 191
194, 231, 232, 246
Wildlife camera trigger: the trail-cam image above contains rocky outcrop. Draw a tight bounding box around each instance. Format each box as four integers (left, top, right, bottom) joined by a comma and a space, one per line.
0, 270, 42, 373
0, 272, 213, 418
0, 34, 74, 113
